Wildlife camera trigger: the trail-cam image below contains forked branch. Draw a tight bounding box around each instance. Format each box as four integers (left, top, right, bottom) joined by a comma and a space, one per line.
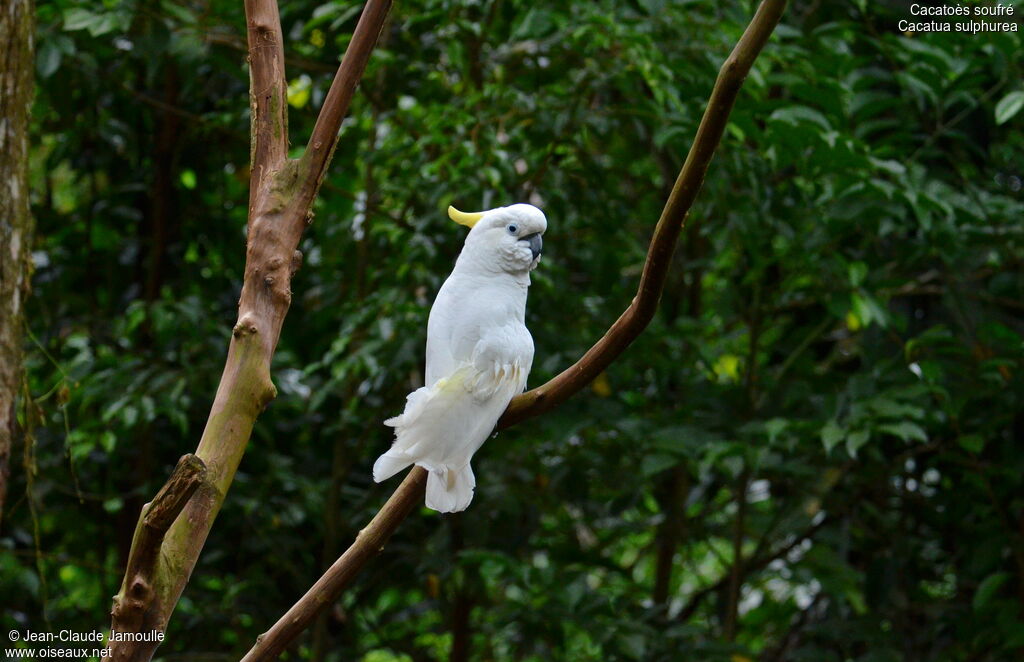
104, 2, 393, 661
109, 455, 206, 640
239, 1, 788, 659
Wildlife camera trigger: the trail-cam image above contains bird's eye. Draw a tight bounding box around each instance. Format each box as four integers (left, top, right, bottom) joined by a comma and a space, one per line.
507, 224, 519, 235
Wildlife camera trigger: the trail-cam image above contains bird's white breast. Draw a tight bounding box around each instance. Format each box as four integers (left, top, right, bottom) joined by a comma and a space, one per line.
425, 270, 531, 386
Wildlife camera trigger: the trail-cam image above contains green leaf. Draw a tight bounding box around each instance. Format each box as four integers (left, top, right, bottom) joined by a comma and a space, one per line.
103, 498, 123, 514
512, 8, 556, 40
100, 431, 117, 454
995, 91, 1024, 125
878, 422, 927, 443
847, 261, 868, 287
287, 76, 312, 109
868, 398, 924, 420
846, 429, 870, 457
362, 650, 413, 662
845, 587, 868, 615
769, 105, 832, 132
180, 169, 197, 190
37, 40, 62, 78
642, 454, 678, 478
63, 8, 99, 31
851, 291, 889, 329
958, 434, 986, 454
870, 157, 906, 177
63, 8, 124, 37
764, 418, 788, 444
973, 572, 1010, 610
617, 633, 646, 659
160, 0, 197, 25
821, 420, 844, 454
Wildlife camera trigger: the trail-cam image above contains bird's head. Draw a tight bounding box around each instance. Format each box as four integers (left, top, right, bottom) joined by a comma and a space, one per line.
448, 203, 547, 275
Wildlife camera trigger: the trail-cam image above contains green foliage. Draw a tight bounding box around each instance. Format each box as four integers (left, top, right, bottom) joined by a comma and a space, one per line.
4, 1, 1023, 661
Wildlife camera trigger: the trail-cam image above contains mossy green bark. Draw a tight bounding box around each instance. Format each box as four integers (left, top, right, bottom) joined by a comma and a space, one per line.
0, 0, 34, 521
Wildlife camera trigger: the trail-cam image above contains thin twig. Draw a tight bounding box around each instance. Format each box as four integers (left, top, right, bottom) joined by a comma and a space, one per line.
677, 514, 831, 624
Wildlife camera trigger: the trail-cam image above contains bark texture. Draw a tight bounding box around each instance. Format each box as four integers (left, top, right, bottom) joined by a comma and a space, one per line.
109, 455, 206, 635
103, 2, 392, 660
0, 0, 35, 523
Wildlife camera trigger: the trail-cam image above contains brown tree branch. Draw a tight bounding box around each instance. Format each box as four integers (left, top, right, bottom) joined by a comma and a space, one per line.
239, 469, 427, 662
295, 0, 393, 213
723, 469, 749, 641
104, 2, 393, 660
244, 0, 289, 212
239, 1, 788, 658
109, 455, 206, 640
676, 514, 831, 624
499, 0, 787, 429
653, 465, 691, 606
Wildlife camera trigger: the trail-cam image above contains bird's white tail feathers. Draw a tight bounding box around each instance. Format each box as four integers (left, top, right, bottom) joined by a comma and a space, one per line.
372, 447, 476, 513
425, 463, 475, 513
374, 369, 501, 512
372, 447, 414, 483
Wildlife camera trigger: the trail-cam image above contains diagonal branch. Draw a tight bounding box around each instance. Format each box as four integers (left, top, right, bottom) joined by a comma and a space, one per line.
675, 513, 831, 624
239, 469, 427, 662
238, 1, 788, 658
499, 0, 787, 428
109, 455, 206, 640
296, 0, 393, 212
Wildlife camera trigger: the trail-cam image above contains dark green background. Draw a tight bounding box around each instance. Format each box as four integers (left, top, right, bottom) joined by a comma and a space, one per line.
4, 1, 1023, 660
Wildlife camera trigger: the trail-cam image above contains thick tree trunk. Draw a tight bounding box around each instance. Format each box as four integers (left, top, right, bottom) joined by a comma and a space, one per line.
0, 0, 35, 523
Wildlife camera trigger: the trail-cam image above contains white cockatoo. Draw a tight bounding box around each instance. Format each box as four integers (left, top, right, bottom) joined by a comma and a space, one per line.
373, 203, 547, 512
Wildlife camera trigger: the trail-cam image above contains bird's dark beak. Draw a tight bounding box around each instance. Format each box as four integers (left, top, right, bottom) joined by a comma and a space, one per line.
522, 233, 543, 260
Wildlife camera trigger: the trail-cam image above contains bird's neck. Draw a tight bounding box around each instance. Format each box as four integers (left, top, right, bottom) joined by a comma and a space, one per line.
453, 251, 532, 289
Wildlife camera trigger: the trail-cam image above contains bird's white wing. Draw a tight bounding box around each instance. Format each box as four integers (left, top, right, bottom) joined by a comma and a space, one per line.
373, 324, 533, 512
424, 274, 526, 385
465, 327, 532, 401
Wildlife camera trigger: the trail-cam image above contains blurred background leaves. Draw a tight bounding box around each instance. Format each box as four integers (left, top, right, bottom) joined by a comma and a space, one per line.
3, 1, 1023, 660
